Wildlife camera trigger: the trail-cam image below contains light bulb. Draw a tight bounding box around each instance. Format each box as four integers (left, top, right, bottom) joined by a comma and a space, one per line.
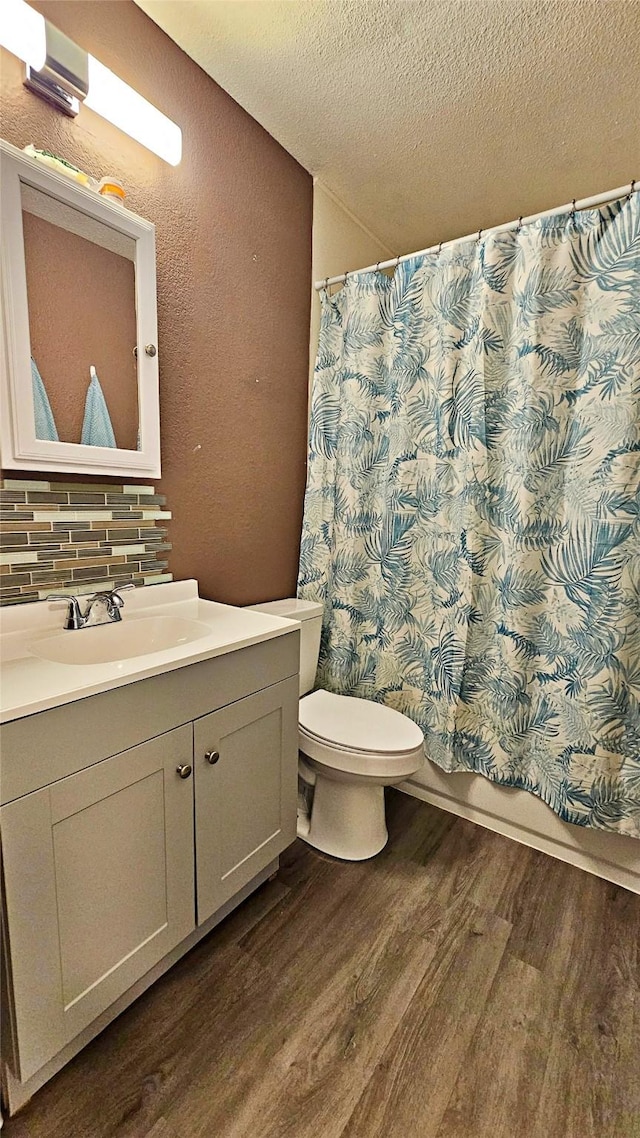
85, 56, 182, 167
0, 0, 46, 71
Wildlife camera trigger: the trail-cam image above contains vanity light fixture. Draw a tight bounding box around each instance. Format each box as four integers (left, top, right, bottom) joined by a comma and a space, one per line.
0, 0, 182, 165
0, 0, 45, 73
85, 57, 182, 167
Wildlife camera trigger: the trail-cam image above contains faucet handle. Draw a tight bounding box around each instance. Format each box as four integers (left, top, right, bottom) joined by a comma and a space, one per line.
110, 582, 135, 605
100, 581, 136, 615
46, 593, 84, 630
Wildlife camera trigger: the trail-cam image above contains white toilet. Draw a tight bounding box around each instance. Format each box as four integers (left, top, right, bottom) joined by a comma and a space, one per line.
248, 599, 424, 860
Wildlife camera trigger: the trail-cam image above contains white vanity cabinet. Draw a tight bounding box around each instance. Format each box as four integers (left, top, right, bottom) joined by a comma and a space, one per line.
1, 727, 195, 1082
0, 630, 299, 1108
195, 680, 298, 922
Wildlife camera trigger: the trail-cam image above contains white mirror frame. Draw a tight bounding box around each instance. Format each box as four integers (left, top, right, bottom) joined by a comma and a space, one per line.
0, 139, 160, 477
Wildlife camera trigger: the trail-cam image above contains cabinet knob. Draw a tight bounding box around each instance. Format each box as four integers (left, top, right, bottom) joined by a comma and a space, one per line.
205, 750, 220, 765
176, 763, 192, 779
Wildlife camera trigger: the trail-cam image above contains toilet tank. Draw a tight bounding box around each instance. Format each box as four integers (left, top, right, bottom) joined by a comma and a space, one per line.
246, 598, 323, 696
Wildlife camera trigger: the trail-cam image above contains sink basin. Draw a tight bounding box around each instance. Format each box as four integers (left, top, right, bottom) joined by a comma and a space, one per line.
31, 615, 212, 666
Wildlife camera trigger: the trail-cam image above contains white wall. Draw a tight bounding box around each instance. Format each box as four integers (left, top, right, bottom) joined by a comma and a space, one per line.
310, 180, 392, 379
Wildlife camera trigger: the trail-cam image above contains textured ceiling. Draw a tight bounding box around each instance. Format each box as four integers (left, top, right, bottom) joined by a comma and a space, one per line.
135, 0, 640, 256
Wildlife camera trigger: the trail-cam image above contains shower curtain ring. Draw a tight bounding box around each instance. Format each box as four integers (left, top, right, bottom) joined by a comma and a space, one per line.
628, 180, 636, 199
477, 227, 483, 244
436, 241, 443, 258
570, 198, 577, 220
516, 215, 523, 234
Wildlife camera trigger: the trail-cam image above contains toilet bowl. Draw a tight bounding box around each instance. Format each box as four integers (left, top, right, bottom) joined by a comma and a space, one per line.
298, 688, 424, 859
248, 599, 424, 860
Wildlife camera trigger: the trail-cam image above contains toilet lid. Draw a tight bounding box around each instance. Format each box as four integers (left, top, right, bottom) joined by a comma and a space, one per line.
299, 690, 423, 755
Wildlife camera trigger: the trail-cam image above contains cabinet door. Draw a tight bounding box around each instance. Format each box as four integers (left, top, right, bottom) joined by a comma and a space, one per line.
1, 725, 195, 1081
194, 677, 298, 924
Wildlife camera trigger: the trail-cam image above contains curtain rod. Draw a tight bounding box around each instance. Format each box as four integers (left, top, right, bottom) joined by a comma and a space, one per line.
313, 181, 636, 291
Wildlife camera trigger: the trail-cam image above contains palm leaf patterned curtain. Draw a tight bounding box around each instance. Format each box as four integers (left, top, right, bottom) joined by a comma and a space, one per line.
298, 194, 640, 837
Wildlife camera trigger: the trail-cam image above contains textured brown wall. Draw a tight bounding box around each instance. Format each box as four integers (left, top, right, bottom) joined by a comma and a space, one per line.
0, 0, 312, 605
23, 212, 138, 450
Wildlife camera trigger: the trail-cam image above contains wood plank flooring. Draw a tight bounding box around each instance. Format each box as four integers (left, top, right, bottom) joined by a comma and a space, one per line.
6, 790, 640, 1138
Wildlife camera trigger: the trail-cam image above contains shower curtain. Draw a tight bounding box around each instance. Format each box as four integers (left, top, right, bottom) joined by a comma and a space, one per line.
298, 193, 640, 837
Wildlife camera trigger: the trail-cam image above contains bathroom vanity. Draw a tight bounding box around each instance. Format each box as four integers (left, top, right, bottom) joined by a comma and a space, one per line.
0, 581, 300, 1114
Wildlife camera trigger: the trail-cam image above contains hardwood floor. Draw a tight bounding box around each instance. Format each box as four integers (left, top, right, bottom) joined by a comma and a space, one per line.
6, 790, 640, 1138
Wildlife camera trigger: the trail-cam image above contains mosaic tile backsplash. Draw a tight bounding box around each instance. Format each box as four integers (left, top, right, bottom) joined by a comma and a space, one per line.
0, 479, 172, 606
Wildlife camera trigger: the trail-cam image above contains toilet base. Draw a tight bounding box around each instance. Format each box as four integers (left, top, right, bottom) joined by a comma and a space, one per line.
297, 774, 388, 861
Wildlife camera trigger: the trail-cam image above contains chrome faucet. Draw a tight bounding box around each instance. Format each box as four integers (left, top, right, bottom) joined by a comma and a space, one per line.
46, 583, 135, 630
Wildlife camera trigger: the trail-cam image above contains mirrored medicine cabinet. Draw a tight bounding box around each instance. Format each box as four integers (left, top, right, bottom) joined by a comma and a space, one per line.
0, 139, 160, 476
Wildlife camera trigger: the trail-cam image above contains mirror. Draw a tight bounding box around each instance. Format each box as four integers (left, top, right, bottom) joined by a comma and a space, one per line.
0, 139, 160, 477
22, 184, 140, 451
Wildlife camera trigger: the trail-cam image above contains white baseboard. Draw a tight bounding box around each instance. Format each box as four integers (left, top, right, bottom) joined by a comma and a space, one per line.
400, 761, 640, 895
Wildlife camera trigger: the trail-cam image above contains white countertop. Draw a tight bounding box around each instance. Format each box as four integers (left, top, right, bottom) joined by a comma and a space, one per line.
0, 580, 299, 724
